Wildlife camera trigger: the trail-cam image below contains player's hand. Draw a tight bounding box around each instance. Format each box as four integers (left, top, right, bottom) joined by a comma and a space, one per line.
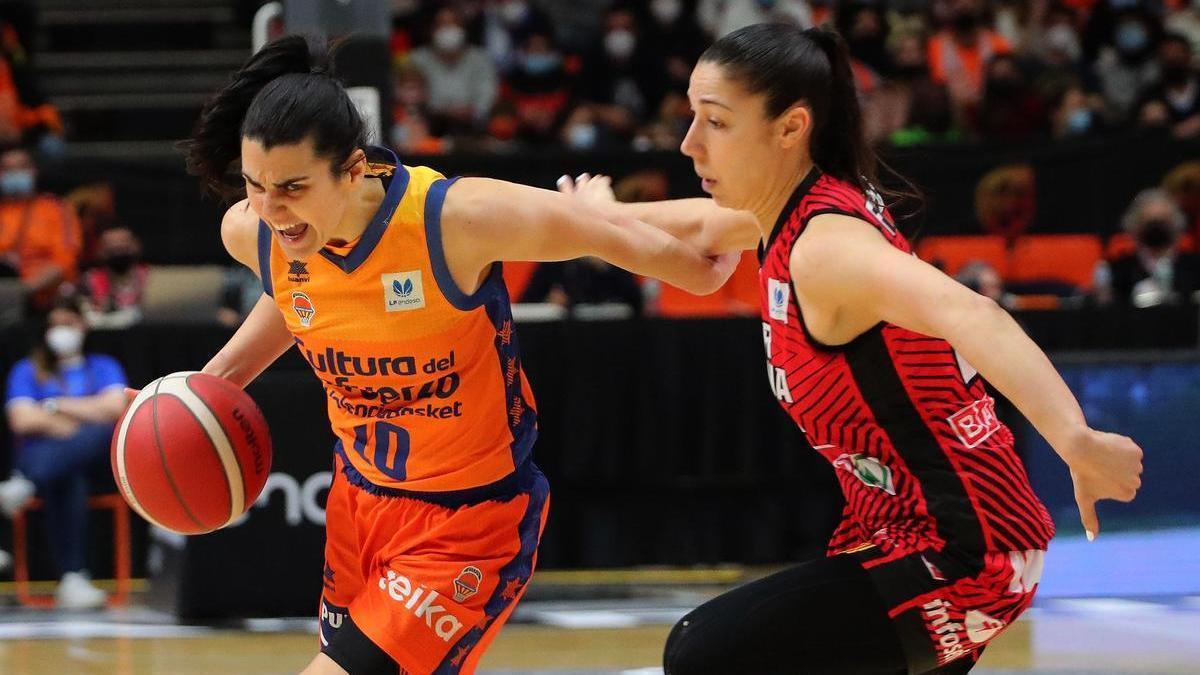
1063, 427, 1143, 541
557, 173, 616, 211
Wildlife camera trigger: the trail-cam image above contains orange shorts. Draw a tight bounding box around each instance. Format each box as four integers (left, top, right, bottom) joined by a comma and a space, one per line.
319, 451, 550, 674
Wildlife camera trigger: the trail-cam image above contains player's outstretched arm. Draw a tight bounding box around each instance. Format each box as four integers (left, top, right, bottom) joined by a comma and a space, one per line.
201, 200, 295, 389
791, 213, 1144, 540
442, 177, 738, 296
556, 173, 760, 255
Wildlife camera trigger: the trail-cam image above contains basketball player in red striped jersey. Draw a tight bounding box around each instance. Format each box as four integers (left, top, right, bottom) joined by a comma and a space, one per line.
560, 24, 1144, 674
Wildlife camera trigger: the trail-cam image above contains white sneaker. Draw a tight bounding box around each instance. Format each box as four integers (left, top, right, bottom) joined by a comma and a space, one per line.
56, 571, 107, 609
0, 548, 11, 574
0, 474, 35, 517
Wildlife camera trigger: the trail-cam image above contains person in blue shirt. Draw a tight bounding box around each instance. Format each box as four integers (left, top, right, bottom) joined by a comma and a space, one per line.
1, 294, 127, 608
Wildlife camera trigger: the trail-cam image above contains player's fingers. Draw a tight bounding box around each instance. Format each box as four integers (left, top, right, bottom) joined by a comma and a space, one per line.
1077, 497, 1099, 541
123, 387, 141, 402
576, 173, 591, 185
556, 175, 574, 193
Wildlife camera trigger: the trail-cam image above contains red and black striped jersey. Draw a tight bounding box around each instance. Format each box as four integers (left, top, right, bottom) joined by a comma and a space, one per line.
759, 169, 1054, 564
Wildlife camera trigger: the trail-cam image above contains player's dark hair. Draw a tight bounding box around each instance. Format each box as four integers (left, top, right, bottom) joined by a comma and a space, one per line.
181, 35, 366, 200
700, 23, 919, 208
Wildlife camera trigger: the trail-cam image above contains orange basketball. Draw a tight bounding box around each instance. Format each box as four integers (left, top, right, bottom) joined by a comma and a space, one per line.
110, 372, 272, 535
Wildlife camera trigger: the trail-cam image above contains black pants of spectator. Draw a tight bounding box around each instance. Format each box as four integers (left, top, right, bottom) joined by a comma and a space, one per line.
663, 554, 977, 675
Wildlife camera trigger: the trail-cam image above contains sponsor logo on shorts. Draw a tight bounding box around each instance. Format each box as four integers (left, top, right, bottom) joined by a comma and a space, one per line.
965, 609, 1006, 644
378, 570, 464, 642
833, 453, 896, 495
947, 397, 1000, 448
922, 598, 969, 664
453, 566, 483, 603
320, 600, 346, 631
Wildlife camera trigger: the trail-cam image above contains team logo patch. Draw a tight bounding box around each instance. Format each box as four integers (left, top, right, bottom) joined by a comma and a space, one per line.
381, 271, 426, 312
768, 278, 789, 322
833, 453, 896, 495
453, 566, 483, 602
948, 397, 1001, 448
965, 609, 1006, 644
291, 291, 315, 327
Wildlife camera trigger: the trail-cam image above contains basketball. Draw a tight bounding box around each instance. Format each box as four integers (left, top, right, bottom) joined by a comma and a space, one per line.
110, 371, 273, 535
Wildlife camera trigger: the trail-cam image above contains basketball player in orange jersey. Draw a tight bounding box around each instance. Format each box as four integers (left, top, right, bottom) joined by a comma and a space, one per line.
164, 36, 740, 675
560, 23, 1143, 675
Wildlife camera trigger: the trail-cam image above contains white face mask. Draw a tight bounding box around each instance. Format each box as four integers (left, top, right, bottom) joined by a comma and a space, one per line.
651, 0, 683, 24
433, 25, 466, 54
46, 325, 84, 357
604, 29, 636, 61
500, 0, 528, 25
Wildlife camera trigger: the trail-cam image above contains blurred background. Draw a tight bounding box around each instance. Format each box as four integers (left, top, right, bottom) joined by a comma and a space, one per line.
0, 0, 1197, 673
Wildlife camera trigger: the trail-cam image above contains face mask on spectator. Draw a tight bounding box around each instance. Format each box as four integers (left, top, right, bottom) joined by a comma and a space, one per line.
651, 0, 683, 24
1045, 25, 1082, 62
604, 29, 636, 61
566, 123, 598, 150
1065, 108, 1093, 135
1138, 219, 1175, 249
105, 252, 138, 275
46, 325, 84, 357
500, 0, 528, 25
1115, 22, 1149, 54
521, 52, 561, 75
433, 25, 466, 54
0, 169, 34, 197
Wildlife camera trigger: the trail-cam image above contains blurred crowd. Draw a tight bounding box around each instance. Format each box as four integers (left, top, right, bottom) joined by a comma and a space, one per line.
386, 0, 1200, 154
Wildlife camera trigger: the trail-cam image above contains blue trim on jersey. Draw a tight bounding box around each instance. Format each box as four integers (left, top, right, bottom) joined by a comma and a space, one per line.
433, 464, 548, 675
257, 220, 274, 297
482, 287, 538, 473
331, 440, 528, 508
319, 146, 410, 274
423, 177, 503, 311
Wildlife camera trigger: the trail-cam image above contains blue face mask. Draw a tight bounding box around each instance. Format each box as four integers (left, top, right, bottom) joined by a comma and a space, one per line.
1066, 108, 1092, 135
566, 123, 597, 150
521, 52, 561, 76
0, 169, 34, 197
756, 0, 778, 9
1115, 22, 1148, 53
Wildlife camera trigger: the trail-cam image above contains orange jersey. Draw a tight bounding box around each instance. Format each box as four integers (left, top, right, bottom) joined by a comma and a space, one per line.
259, 147, 537, 494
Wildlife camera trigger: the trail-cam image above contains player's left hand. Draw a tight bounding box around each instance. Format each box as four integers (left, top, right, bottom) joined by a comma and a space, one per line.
1063, 427, 1143, 541
557, 173, 616, 210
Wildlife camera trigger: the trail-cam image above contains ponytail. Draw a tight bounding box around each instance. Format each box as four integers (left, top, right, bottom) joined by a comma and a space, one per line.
181, 35, 362, 201
802, 28, 873, 189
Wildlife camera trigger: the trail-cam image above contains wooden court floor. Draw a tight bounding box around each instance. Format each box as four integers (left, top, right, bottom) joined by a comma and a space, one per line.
2, 611, 1199, 674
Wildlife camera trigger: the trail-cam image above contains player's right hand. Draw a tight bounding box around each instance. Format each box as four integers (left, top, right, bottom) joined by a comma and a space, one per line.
1064, 427, 1143, 541
124, 388, 141, 403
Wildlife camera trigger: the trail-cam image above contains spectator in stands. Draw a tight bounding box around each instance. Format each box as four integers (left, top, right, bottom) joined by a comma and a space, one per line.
1162, 160, 1200, 239
1051, 85, 1109, 138
0, 13, 64, 155
836, 1, 893, 83
478, 0, 553, 74
81, 226, 147, 329
972, 54, 1051, 141
409, 7, 499, 136
1, 294, 127, 608
1166, 0, 1200, 58
697, 0, 813, 40
519, 256, 645, 314
216, 264, 261, 328
577, 4, 665, 140
927, 0, 1014, 108
975, 163, 1037, 242
866, 35, 960, 145
64, 182, 118, 269
390, 65, 446, 154
1092, 6, 1162, 119
0, 146, 81, 312
644, 0, 710, 100
1136, 33, 1200, 137
955, 259, 1015, 308
502, 27, 573, 145
1099, 188, 1200, 306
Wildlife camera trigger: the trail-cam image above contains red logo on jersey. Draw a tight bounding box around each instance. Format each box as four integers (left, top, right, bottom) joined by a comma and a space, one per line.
292, 291, 315, 327
948, 397, 1000, 448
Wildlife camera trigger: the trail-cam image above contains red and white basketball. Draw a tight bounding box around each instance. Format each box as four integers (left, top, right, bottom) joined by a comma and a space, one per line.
111, 371, 273, 535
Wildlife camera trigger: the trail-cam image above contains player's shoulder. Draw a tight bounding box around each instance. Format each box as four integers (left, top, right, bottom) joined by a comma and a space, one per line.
221, 198, 260, 272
